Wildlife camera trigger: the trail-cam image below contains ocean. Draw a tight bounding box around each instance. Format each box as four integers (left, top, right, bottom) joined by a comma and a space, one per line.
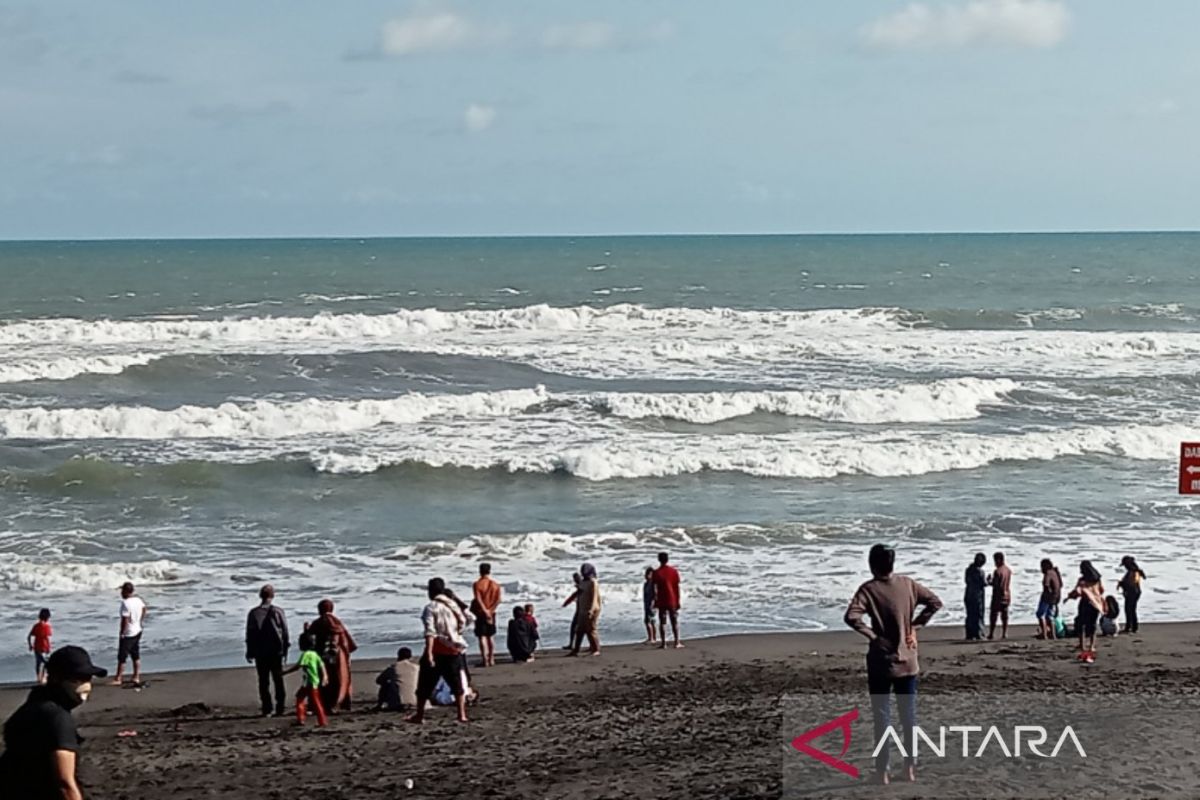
1, 233, 1197, 681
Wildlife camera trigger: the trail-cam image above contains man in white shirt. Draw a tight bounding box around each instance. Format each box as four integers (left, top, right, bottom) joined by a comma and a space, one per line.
114, 581, 148, 686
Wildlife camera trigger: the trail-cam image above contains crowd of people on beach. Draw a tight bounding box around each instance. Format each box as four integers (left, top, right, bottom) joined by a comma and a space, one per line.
2, 542, 1151, 796
961, 551, 1146, 664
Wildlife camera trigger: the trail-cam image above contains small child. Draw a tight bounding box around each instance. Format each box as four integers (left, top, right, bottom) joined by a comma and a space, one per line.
28, 609, 52, 685
642, 567, 658, 644
284, 633, 328, 726
1099, 596, 1121, 638
523, 603, 540, 650
374, 647, 416, 712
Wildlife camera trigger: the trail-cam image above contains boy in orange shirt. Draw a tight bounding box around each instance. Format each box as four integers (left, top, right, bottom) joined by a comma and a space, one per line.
27, 609, 53, 684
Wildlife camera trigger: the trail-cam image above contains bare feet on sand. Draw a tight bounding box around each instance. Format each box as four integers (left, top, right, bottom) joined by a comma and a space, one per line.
904, 765, 916, 782
874, 771, 890, 786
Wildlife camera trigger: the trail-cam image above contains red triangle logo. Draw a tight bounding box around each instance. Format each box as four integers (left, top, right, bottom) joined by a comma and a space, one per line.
790, 708, 860, 779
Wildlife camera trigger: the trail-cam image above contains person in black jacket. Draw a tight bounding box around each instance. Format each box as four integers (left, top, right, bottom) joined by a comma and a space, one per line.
245, 584, 290, 717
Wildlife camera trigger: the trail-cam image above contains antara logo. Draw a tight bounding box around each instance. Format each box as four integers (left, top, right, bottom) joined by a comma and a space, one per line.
791, 709, 1087, 778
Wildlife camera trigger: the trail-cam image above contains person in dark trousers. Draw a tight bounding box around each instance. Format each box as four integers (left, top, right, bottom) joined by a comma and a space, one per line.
963, 553, 987, 641
845, 544, 942, 786
0, 645, 107, 800
1117, 556, 1146, 634
245, 584, 290, 717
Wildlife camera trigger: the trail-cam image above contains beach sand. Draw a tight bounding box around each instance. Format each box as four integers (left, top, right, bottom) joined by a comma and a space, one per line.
3, 623, 1199, 799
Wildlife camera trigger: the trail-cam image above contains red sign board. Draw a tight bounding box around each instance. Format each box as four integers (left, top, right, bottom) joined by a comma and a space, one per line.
1182, 442, 1200, 495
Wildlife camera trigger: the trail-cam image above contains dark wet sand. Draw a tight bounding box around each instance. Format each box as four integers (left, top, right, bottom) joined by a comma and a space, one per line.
3, 623, 1199, 799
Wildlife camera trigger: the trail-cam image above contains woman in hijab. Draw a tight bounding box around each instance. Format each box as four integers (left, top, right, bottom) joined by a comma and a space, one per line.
507, 606, 538, 663
568, 563, 602, 657
307, 599, 358, 712
561, 572, 583, 650
1117, 556, 1146, 634
1067, 561, 1104, 664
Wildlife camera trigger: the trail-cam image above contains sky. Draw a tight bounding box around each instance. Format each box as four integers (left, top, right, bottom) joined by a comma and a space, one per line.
1, 0, 1197, 239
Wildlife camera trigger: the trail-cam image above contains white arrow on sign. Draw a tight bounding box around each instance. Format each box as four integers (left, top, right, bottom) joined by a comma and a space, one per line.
1189, 466, 1200, 475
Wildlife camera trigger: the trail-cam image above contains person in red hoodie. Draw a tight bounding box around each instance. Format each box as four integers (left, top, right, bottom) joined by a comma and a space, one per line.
28, 609, 53, 685
651, 552, 683, 649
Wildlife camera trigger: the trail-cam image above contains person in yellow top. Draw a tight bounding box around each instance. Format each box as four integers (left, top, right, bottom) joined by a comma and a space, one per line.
1117, 556, 1146, 634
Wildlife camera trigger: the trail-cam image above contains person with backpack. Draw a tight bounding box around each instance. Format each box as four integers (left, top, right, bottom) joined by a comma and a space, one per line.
1118, 556, 1146, 634
1036, 559, 1063, 640
245, 584, 290, 717
407, 577, 470, 725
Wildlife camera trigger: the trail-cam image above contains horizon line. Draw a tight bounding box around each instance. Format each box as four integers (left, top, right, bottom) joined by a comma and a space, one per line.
2, 227, 1199, 244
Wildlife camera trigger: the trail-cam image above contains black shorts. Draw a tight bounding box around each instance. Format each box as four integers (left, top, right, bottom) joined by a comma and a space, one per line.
416, 653, 465, 701
118, 633, 142, 664
474, 619, 497, 638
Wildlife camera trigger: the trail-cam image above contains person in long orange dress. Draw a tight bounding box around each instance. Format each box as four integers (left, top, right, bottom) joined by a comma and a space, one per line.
307, 599, 357, 712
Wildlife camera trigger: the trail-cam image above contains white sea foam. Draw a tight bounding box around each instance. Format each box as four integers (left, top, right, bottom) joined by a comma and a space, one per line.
0, 556, 184, 593
591, 378, 1018, 424
309, 422, 1194, 480
0, 354, 160, 384
0, 388, 548, 440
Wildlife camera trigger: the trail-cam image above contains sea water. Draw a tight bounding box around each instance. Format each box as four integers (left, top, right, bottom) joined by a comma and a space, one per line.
0, 233, 1197, 680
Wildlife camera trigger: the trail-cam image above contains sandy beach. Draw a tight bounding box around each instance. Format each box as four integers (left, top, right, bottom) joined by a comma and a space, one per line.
4, 622, 1198, 799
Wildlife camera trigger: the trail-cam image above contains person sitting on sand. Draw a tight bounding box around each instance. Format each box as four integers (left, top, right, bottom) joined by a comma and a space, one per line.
1036, 559, 1063, 640
523, 603, 540, 651
471, 563, 502, 668
1100, 596, 1121, 637
113, 581, 148, 687
845, 544, 943, 786
963, 554, 986, 641
1118, 556, 1146, 634
375, 647, 418, 712
562, 572, 582, 649
284, 633, 328, 727
507, 606, 538, 663
307, 599, 357, 713
642, 567, 658, 644
652, 552, 684, 649
568, 563, 602, 657
987, 552, 1012, 640
408, 578, 470, 725
1067, 560, 1105, 664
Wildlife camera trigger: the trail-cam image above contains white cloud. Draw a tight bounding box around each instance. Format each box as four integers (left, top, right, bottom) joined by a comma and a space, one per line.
862, 0, 1069, 50
380, 12, 505, 56
464, 103, 497, 133
541, 21, 617, 51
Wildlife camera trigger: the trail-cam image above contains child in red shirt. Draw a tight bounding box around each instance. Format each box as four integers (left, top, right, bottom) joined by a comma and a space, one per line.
28, 608, 52, 684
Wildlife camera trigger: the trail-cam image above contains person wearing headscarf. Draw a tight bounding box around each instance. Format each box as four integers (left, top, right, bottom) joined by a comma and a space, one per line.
568, 563, 602, 656
1117, 556, 1147, 634
963, 553, 987, 641
506, 606, 538, 663
307, 599, 358, 712
1067, 560, 1105, 664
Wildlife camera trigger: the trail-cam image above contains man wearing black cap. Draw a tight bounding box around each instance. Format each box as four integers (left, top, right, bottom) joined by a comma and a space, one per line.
0, 645, 107, 800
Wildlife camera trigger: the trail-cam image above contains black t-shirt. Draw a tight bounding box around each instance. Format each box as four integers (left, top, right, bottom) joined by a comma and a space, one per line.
0, 686, 81, 799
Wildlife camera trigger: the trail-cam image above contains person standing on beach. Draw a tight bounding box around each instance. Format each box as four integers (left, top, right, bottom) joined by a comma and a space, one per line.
963, 554, 987, 641
307, 599, 357, 712
245, 584, 290, 717
845, 544, 942, 786
986, 552, 1012, 640
28, 609, 53, 685
568, 563, 602, 657
562, 572, 582, 649
113, 582, 147, 686
1067, 560, 1105, 663
1036, 559, 1063, 640
1118, 556, 1146, 634
652, 552, 683, 649
0, 645, 107, 800
642, 568, 658, 644
472, 563, 502, 667
408, 578, 470, 724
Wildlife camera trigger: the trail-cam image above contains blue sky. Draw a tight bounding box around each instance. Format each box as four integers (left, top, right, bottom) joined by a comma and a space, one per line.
1, 1, 1196, 238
